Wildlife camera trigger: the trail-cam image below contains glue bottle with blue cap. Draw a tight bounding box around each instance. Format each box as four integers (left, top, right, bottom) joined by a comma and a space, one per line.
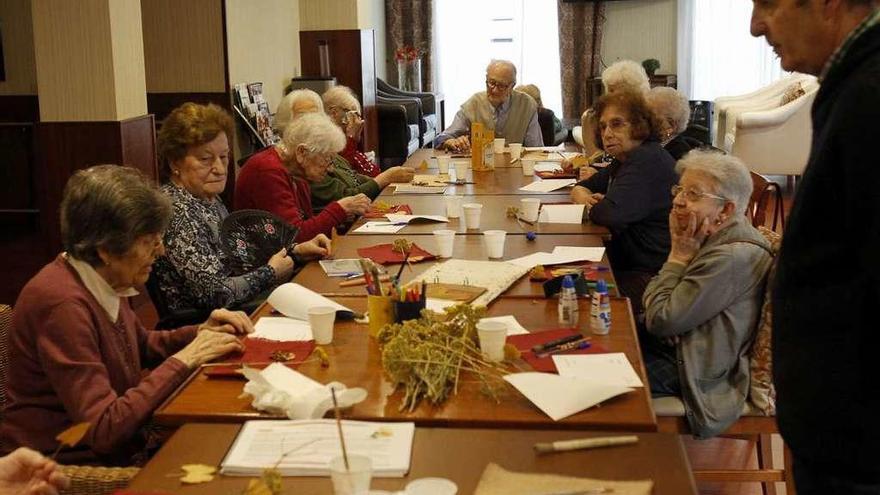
557, 275, 579, 328
591, 279, 611, 335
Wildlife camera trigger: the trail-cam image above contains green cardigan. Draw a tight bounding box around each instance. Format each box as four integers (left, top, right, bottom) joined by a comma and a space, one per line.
310, 155, 381, 209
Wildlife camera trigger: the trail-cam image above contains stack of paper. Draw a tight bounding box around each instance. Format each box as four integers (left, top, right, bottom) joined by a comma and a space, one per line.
221, 420, 415, 477
411, 259, 530, 306
508, 246, 606, 268
518, 179, 576, 193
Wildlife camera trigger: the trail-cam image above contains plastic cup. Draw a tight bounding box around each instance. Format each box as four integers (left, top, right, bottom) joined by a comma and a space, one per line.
477, 320, 508, 362
405, 477, 458, 495
444, 196, 462, 218
461, 203, 483, 230
483, 230, 507, 259
453, 161, 468, 182
509, 143, 523, 161
436, 155, 450, 174
522, 159, 536, 176
433, 229, 456, 258
308, 306, 336, 345
330, 454, 372, 495
520, 198, 541, 223
493, 138, 506, 154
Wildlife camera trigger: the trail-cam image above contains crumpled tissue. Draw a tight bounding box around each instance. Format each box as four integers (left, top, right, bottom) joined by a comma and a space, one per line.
241, 363, 367, 419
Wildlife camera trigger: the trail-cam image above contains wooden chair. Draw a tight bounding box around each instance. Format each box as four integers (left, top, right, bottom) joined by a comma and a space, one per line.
0, 304, 140, 495
748, 171, 786, 231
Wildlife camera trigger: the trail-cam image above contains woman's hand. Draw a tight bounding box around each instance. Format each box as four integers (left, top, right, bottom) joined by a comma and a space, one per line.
267, 247, 295, 282
375, 166, 415, 188
441, 136, 470, 153
586, 193, 604, 208
344, 112, 364, 140
668, 211, 709, 265
173, 331, 244, 369
294, 234, 332, 260
0, 447, 69, 495
579, 166, 598, 181
570, 185, 593, 205
199, 308, 254, 335
337, 194, 371, 216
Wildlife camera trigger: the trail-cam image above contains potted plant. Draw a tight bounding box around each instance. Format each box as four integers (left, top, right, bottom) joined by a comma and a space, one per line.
642, 58, 661, 77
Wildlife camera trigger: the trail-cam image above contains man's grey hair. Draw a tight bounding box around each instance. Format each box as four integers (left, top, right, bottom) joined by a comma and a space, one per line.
602, 60, 650, 94
280, 112, 346, 161
61, 165, 171, 266
676, 150, 753, 216
274, 89, 324, 133
322, 85, 361, 114
647, 87, 691, 135
487, 59, 517, 83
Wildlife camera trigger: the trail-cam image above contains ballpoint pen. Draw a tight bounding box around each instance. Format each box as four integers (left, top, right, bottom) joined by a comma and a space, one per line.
536, 338, 592, 358
531, 334, 583, 354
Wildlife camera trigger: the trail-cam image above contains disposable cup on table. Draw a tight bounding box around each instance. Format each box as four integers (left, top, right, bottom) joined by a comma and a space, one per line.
436, 155, 450, 174
453, 161, 468, 182
520, 198, 541, 222
493, 138, 506, 154
509, 143, 523, 161
307, 306, 336, 345
444, 196, 462, 218
461, 203, 483, 230
522, 159, 536, 176
433, 229, 456, 258
405, 477, 458, 495
329, 454, 372, 495
477, 320, 508, 362
483, 230, 507, 259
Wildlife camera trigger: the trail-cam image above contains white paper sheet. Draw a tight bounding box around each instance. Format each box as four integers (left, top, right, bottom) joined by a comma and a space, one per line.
553, 353, 644, 388
318, 259, 364, 277
551, 246, 606, 262
351, 221, 407, 234
385, 214, 449, 224
267, 283, 353, 321
537, 204, 585, 224
518, 179, 576, 193
411, 259, 530, 306
504, 372, 632, 421
479, 315, 529, 336
393, 184, 449, 194
534, 161, 564, 173
252, 317, 313, 341
426, 298, 458, 313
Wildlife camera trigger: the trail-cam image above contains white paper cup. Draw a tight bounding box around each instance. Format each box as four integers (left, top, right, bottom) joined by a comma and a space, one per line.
405, 477, 458, 495
520, 198, 541, 223
433, 229, 456, 258
308, 306, 336, 345
453, 161, 468, 182
444, 195, 462, 218
522, 158, 536, 176
493, 138, 506, 154
483, 230, 507, 259
436, 155, 450, 174
330, 454, 372, 495
509, 143, 523, 160
477, 320, 508, 362
461, 203, 483, 230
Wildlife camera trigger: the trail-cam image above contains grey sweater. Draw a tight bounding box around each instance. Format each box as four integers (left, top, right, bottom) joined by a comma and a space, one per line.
643, 217, 772, 438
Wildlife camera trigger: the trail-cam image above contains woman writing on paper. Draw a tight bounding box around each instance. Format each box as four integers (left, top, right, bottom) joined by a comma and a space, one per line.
1, 165, 253, 464
642, 151, 772, 438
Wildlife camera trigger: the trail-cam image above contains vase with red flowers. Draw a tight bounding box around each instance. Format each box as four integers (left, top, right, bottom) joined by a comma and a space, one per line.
395, 45, 422, 92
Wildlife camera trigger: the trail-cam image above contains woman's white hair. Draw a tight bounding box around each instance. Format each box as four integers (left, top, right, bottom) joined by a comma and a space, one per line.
676, 150, 753, 216
601, 60, 650, 94
322, 85, 361, 113
647, 87, 691, 135
274, 89, 324, 133
280, 112, 345, 161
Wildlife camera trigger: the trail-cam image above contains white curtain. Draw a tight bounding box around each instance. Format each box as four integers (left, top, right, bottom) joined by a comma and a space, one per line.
677, 0, 786, 101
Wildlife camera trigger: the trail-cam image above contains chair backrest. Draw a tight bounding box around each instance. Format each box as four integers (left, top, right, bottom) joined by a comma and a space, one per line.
748, 226, 781, 416
0, 304, 11, 423
747, 171, 785, 231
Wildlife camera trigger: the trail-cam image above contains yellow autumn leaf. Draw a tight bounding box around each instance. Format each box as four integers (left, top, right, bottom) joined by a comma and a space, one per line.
180, 464, 216, 484
242, 478, 273, 495
261, 468, 283, 494
55, 422, 90, 448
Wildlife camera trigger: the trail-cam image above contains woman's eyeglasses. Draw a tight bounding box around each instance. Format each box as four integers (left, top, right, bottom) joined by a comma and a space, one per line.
598, 118, 630, 133
671, 185, 727, 202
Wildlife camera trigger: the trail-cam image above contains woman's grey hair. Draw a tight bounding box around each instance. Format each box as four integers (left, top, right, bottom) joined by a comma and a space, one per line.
280, 112, 346, 160
602, 60, 650, 94
676, 150, 753, 216
60, 165, 171, 266
322, 85, 361, 114
647, 87, 691, 135
514, 84, 542, 107
274, 89, 324, 133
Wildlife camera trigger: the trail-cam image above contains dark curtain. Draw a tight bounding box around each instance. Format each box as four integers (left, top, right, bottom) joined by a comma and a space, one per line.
385, 0, 433, 91
557, 0, 607, 119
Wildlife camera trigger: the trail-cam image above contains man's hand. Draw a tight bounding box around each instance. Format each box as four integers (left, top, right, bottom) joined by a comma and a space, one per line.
441, 136, 471, 153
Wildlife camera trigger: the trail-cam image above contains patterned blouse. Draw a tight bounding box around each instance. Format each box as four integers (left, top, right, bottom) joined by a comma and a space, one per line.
153, 182, 275, 312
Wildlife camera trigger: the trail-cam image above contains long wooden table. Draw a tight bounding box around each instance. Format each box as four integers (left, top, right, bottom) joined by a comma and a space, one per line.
154, 297, 656, 431
297, 234, 616, 297
381, 167, 577, 197
128, 423, 697, 494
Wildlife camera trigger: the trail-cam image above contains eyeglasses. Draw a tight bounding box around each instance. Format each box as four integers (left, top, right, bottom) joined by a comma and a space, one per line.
598, 118, 630, 134
306, 149, 334, 167
486, 78, 512, 90
671, 185, 728, 202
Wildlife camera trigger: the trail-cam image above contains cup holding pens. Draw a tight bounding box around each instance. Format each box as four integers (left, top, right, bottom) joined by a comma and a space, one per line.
367, 295, 395, 337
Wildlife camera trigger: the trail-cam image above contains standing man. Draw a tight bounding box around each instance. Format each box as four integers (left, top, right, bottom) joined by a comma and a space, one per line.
751, 1, 880, 493
434, 60, 543, 152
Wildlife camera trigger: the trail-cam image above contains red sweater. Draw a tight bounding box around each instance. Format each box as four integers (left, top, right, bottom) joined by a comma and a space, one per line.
234, 147, 348, 241
1, 256, 197, 464
340, 136, 380, 177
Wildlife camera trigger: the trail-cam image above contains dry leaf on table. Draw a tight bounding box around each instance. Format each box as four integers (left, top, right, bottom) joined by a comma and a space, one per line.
180, 464, 216, 484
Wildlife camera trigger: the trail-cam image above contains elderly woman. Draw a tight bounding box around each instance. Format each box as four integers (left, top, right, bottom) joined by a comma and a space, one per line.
310, 86, 414, 209
602, 60, 651, 95
153, 103, 330, 316
235, 112, 372, 238
642, 150, 772, 438
570, 90, 677, 311
515, 83, 564, 146
0, 165, 251, 464
273, 88, 324, 135
647, 87, 702, 160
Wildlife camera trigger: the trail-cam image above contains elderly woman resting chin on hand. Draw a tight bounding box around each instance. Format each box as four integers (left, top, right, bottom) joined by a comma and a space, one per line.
641, 150, 773, 439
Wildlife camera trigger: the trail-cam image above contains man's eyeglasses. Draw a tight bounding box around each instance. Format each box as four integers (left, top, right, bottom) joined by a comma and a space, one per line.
671, 185, 727, 202
486, 78, 512, 90
598, 118, 630, 133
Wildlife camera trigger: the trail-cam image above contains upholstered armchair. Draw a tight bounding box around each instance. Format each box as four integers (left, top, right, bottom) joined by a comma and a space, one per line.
377, 78, 438, 147
376, 97, 420, 168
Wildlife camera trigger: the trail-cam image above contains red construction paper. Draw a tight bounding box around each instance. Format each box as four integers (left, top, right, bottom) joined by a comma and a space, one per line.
363, 204, 413, 219
356, 243, 436, 265
203, 337, 315, 377
507, 328, 607, 373
536, 170, 577, 179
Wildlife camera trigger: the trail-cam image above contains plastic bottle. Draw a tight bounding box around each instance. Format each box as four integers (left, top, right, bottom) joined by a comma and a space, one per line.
591, 279, 611, 335
557, 275, 579, 328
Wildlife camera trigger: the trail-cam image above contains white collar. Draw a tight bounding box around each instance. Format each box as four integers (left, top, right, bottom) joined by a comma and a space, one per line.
65, 253, 139, 323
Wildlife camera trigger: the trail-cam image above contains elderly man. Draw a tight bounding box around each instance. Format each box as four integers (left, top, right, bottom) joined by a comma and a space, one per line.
434, 60, 542, 152
751, 1, 880, 493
